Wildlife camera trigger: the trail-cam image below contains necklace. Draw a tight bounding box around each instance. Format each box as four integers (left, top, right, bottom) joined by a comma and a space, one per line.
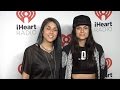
40, 44, 54, 53
40, 44, 54, 59
40, 45, 56, 79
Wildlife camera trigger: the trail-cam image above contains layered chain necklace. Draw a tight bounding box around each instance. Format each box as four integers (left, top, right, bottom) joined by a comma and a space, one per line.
40, 44, 56, 79
40, 44, 54, 59
40, 44, 54, 53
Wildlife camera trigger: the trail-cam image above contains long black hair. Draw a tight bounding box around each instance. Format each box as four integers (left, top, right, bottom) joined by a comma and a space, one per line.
37, 17, 62, 51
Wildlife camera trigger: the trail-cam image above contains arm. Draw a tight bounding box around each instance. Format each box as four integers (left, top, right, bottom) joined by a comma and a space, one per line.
22, 72, 30, 79
95, 43, 107, 79
61, 51, 68, 79
21, 47, 32, 79
62, 51, 68, 68
100, 52, 107, 79
61, 45, 71, 79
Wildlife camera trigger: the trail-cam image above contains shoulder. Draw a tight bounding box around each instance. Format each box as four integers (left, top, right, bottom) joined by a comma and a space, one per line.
62, 44, 71, 55
95, 42, 104, 53
24, 44, 38, 53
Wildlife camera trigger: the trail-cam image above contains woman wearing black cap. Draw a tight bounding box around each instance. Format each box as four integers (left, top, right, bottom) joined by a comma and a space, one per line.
62, 15, 107, 79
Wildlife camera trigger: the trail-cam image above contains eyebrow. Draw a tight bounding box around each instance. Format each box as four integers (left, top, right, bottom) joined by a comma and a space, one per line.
46, 25, 57, 29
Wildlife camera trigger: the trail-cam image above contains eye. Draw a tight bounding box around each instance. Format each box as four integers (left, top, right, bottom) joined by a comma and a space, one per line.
84, 27, 88, 29
84, 26, 89, 29
54, 29, 58, 31
46, 26, 51, 30
76, 27, 81, 30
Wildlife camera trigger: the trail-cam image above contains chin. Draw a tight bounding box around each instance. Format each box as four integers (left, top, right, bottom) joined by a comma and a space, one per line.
47, 39, 55, 43
47, 40, 53, 43
79, 37, 86, 40
79, 37, 87, 41
47, 37, 57, 42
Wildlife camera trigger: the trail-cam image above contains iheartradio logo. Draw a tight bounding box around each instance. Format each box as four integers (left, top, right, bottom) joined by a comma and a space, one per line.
95, 11, 112, 20
16, 11, 36, 23
105, 58, 112, 69
62, 34, 71, 47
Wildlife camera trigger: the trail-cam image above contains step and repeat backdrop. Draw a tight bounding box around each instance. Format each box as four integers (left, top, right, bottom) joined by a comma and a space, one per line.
0, 11, 120, 79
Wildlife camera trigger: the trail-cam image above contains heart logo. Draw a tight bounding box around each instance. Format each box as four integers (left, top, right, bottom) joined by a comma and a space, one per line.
18, 64, 22, 74
105, 58, 112, 69
62, 34, 71, 47
95, 11, 112, 20
16, 11, 36, 23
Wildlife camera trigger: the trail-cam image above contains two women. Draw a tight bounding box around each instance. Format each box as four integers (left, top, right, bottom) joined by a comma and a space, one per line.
21, 15, 107, 79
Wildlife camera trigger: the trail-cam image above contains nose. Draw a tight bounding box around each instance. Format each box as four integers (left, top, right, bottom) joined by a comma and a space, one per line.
80, 28, 84, 33
50, 29, 54, 33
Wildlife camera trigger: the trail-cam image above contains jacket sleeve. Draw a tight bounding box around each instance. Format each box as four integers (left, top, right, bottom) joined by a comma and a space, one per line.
62, 45, 70, 68
95, 43, 107, 79
62, 51, 68, 68
61, 45, 71, 79
61, 50, 68, 79
99, 46, 108, 79
100, 52, 108, 79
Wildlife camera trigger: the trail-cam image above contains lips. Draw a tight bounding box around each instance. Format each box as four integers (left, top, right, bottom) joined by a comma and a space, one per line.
79, 34, 85, 36
48, 35, 54, 38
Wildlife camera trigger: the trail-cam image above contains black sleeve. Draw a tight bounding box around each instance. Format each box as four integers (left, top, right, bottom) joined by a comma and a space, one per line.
59, 60, 63, 79
21, 47, 32, 75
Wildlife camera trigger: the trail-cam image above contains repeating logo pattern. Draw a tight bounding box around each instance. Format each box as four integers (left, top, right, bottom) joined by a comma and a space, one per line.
95, 11, 112, 20
18, 58, 112, 73
16, 11, 36, 23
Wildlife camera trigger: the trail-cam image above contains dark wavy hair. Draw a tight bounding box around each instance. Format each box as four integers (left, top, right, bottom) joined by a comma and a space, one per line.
70, 22, 96, 61
37, 17, 62, 51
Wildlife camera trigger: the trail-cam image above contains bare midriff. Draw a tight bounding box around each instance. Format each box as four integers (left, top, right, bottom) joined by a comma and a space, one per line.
72, 74, 96, 79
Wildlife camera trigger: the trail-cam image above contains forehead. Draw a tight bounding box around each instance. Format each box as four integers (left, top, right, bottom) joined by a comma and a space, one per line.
76, 25, 89, 27
46, 21, 57, 27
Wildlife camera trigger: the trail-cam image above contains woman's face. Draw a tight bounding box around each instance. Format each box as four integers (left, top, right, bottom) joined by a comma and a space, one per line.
42, 21, 58, 43
75, 25, 89, 41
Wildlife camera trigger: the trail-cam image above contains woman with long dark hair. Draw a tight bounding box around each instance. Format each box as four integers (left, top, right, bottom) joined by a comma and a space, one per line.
62, 15, 107, 79
21, 17, 62, 79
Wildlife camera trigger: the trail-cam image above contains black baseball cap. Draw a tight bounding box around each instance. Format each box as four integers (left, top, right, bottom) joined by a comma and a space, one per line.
73, 15, 91, 28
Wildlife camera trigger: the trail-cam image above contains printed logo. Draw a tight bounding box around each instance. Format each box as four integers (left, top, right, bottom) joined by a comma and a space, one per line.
94, 11, 112, 32
18, 64, 22, 74
105, 58, 112, 69
16, 11, 36, 23
16, 11, 37, 35
95, 11, 112, 20
62, 34, 71, 47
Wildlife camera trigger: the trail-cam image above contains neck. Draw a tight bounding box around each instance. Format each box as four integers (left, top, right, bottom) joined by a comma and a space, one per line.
79, 39, 86, 47
40, 41, 54, 52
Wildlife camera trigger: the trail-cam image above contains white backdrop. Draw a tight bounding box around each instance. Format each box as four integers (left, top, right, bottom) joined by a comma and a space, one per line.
0, 11, 120, 79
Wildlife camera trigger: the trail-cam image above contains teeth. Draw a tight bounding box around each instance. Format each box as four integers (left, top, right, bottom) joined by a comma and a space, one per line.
49, 35, 54, 38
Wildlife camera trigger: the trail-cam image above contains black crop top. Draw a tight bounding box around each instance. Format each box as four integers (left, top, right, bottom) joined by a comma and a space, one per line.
72, 47, 97, 74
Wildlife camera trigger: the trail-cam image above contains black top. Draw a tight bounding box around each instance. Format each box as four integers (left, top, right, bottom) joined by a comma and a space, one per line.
62, 43, 107, 79
72, 47, 97, 74
21, 44, 61, 79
